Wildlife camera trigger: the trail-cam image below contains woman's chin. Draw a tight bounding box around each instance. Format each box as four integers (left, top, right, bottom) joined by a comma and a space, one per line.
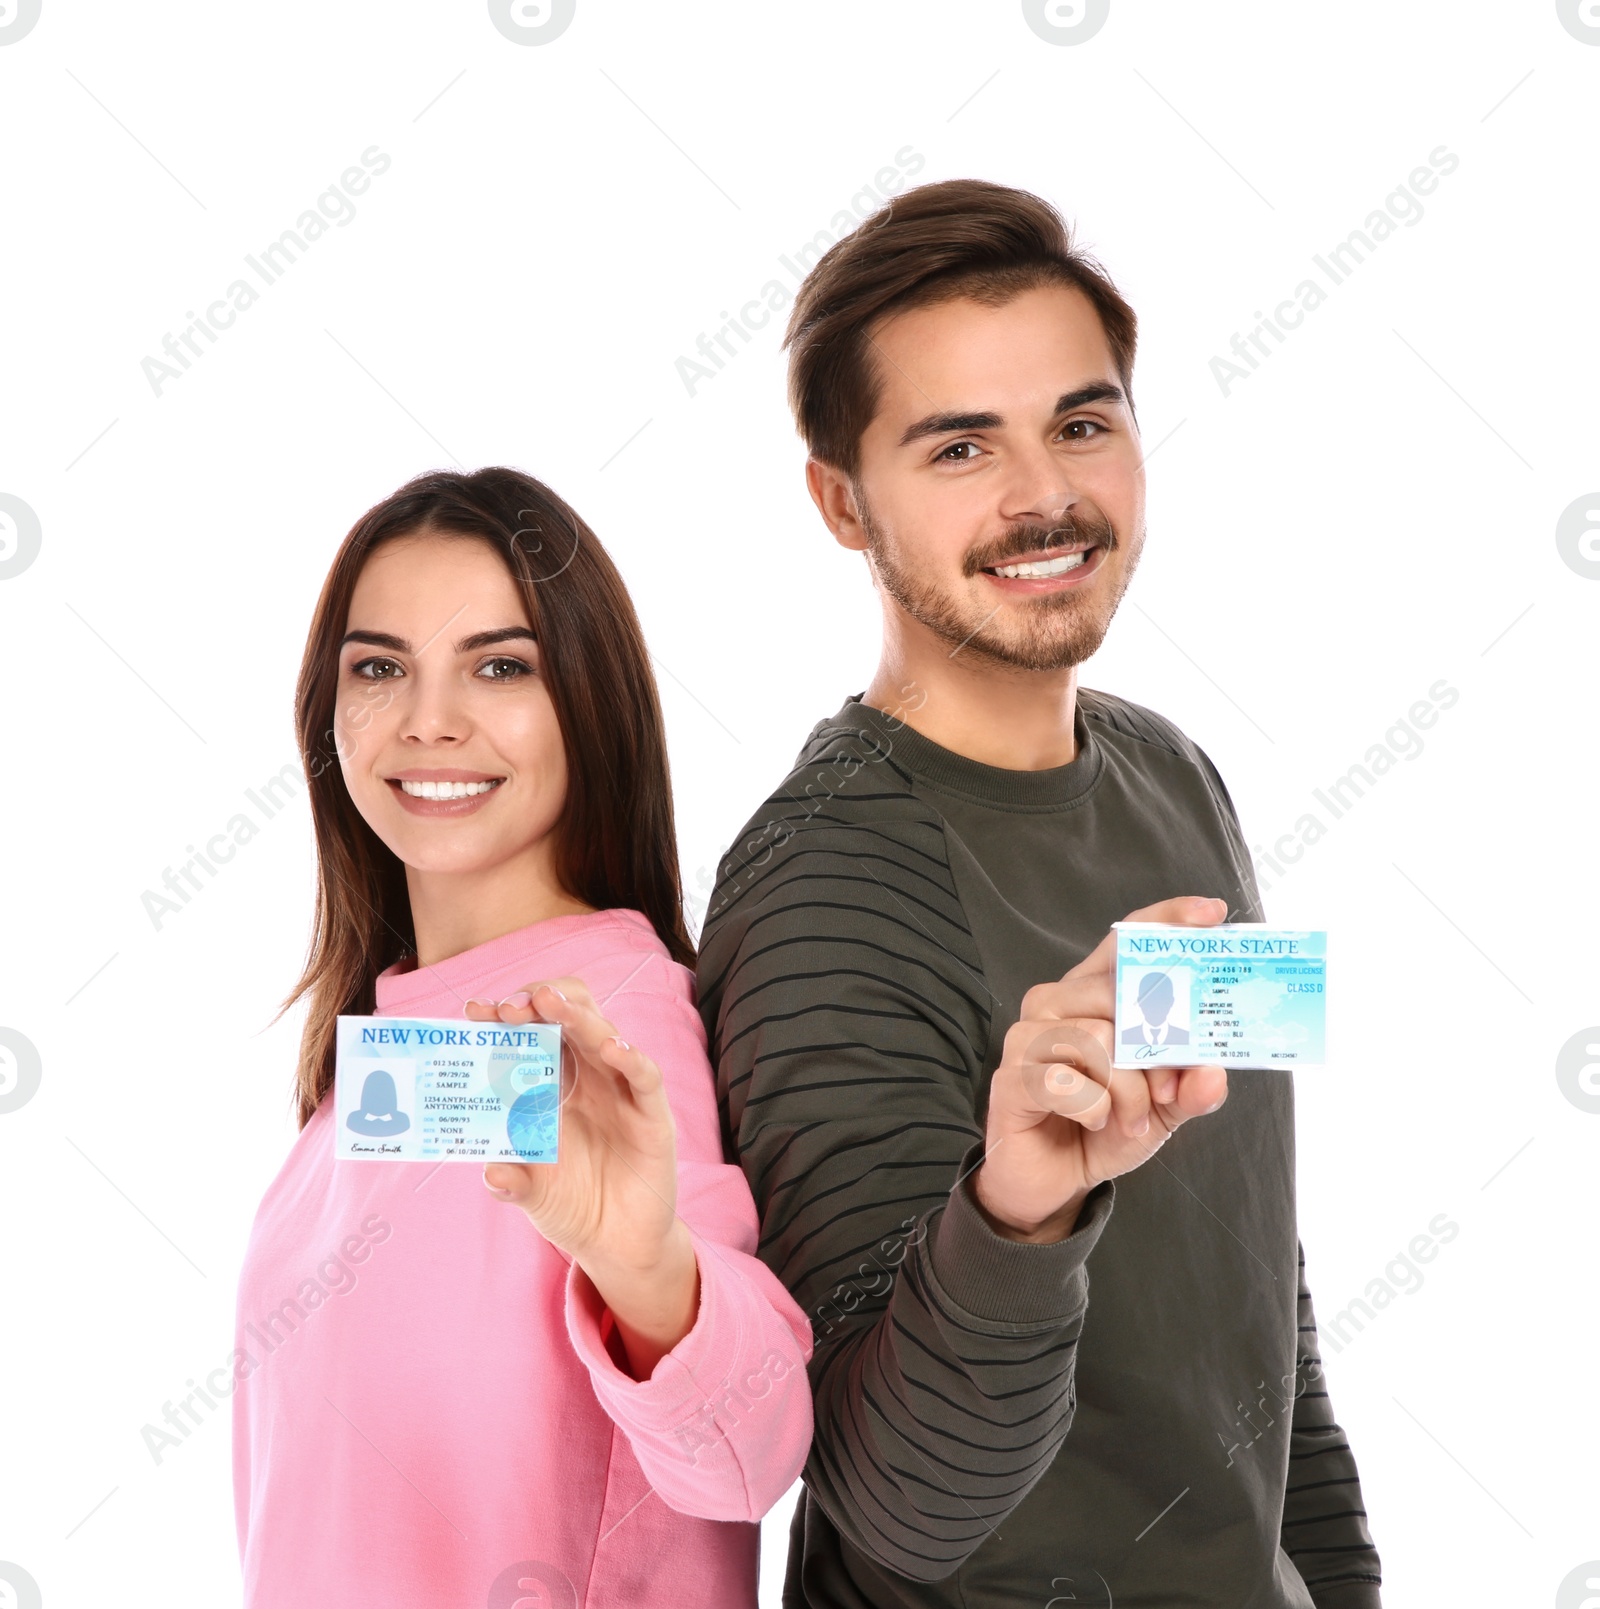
395, 840, 519, 880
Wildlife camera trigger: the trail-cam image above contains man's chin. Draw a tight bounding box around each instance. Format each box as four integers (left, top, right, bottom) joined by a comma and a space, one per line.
949, 634, 1106, 673
944, 604, 1115, 672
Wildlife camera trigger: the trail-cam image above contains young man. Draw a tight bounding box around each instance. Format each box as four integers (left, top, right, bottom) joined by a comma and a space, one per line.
697, 180, 1382, 1608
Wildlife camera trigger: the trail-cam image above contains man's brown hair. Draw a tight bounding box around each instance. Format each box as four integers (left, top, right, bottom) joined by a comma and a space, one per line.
783, 178, 1138, 477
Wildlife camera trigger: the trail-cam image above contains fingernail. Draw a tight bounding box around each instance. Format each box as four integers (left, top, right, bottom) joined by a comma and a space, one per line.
504, 992, 532, 1009
1133, 1115, 1150, 1136
465, 998, 489, 1011
1203, 1100, 1223, 1114
612, 1037, 630, 1053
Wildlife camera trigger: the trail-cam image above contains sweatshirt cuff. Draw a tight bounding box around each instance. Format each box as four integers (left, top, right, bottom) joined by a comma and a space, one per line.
1306, 1578, 1383, 1609
928, 1141, 1114, 1325
565, 1234, 761, 1433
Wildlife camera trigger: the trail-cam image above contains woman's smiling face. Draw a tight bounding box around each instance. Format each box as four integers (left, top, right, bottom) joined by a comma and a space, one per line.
335, 529, 568, 879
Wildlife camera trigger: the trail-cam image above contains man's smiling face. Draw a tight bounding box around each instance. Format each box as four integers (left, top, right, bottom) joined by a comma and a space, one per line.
843, 280, 1146, 670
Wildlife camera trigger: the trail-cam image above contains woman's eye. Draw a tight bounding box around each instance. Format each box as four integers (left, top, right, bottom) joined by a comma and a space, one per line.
476, 656, 533, 681
350, 656, 403, 681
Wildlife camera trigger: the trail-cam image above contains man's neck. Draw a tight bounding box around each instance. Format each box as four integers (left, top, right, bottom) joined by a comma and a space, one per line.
860, 615, 1081, 772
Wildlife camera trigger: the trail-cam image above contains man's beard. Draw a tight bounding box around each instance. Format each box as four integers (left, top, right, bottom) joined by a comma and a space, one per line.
859, 497, 1142, 671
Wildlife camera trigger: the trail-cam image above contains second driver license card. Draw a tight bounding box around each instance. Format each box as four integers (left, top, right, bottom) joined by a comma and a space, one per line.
334, 1015, 562, 1163
1112, 924, 1326, 1069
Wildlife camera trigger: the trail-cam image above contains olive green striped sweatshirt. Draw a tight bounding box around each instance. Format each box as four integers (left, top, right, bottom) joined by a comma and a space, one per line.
697, 691, 1381, 1609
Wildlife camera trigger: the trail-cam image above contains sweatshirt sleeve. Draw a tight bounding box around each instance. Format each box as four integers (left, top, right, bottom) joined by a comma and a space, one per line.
562, 976, 814, 1524
1282, 1244, 1383, 1606
697, 800, 1113, 1581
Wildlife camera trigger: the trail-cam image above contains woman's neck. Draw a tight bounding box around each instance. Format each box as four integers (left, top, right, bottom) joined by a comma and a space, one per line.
404, 842, 593, 968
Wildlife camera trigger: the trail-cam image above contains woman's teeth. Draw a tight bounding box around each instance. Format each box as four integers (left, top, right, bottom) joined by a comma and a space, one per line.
398, 779, 500, 799
992, 551, 1091, 579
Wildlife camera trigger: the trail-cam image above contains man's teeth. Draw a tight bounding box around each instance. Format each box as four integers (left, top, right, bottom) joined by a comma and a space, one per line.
993, 551, 1090, 579
398, 779, 499, 799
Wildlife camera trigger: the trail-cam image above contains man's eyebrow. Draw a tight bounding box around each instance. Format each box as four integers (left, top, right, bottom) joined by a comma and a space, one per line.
896, 382, 1128, 448
898, 410, 1002, 447
1053, 382, 1126, 413
339, 625, 536, 654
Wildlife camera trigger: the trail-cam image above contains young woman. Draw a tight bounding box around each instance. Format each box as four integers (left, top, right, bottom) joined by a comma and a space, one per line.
232, 468, 812, 1607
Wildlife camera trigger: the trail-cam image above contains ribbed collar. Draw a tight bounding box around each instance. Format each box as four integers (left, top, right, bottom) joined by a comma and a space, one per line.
824, 694, 1105, 812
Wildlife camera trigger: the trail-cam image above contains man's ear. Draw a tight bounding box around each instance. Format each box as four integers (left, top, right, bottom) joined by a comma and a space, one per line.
805, 459, 869, 553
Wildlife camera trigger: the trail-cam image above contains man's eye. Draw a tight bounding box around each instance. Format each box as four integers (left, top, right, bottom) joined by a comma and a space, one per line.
351, 657, 403, 681
936, 441, 981, 462
477, 656, 533, 681
1061, 419, 1105, 441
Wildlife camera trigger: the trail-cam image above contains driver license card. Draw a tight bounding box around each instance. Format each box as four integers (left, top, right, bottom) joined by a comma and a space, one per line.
1112, 924, 1326, 1069
334, 1015, 562, 1162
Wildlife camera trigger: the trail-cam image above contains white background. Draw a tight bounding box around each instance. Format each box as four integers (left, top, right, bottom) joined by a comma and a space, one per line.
1, 2, 1596, 1605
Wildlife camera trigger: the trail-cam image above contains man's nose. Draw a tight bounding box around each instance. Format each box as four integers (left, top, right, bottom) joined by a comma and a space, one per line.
998, 447, 1081, 531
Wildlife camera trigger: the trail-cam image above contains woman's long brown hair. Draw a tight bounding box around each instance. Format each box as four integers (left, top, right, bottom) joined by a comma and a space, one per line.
284, 466, 694, 1128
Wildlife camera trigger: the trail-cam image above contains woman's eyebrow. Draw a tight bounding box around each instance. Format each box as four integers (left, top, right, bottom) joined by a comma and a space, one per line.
457, 626, 537, 652
339, 626, 536, 654
341, 629, 410, 651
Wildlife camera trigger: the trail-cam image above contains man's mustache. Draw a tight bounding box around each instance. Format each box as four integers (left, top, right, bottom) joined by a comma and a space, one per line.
963, 509, 1117, 577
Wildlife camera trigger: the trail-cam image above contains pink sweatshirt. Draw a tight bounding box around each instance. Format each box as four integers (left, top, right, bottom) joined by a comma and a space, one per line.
233, 909, 813, 1607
